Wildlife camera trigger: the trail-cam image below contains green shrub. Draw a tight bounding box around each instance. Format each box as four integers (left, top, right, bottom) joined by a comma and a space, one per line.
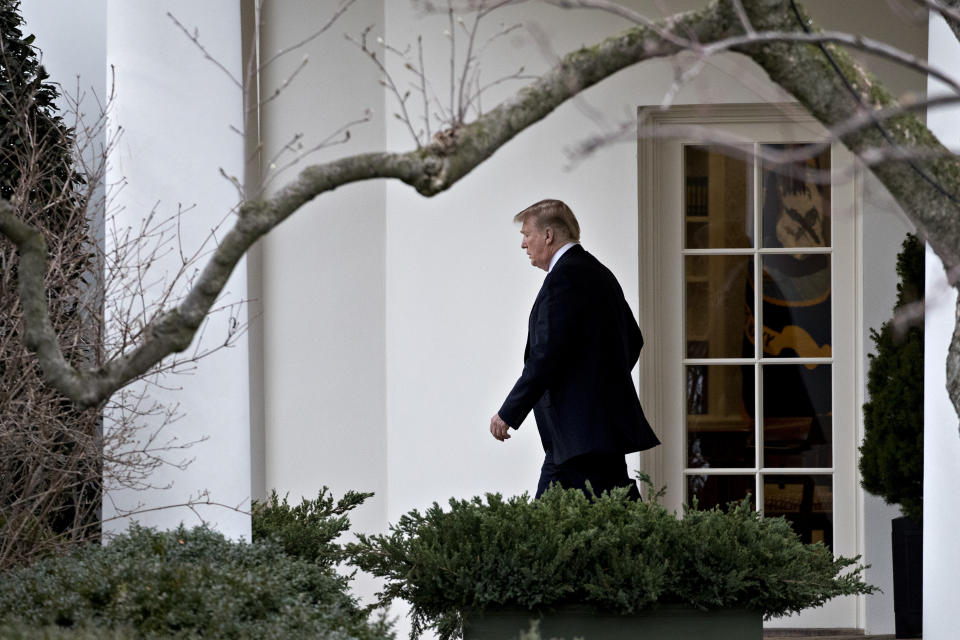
860, 233, 924, 523
0, 524, 392, 640
0, 622, 136, 639
347, 487, 874, 640
251, 487, 373, 566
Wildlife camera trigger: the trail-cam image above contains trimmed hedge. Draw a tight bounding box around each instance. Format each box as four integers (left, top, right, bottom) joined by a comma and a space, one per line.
348, 487, 874, 640
0, 524, 392, 639
859, 233, 924, 523
251, 487, 373, 566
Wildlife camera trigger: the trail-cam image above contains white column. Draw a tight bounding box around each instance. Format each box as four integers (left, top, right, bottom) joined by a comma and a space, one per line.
256, 0, 388, 535
103, 2, 250, 539
254, 0, 388, 607
924, 13, 960, 638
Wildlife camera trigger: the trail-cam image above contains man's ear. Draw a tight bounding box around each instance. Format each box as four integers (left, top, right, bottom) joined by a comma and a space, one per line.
544, 227, 554, 244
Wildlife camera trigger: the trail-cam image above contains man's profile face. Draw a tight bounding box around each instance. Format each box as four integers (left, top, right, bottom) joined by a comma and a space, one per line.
520, 219, 552, 271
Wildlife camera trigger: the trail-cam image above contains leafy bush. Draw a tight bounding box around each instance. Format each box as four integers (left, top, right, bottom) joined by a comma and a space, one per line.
251, 487, 373, 566
0, 524, 392, 640
348, 487, 874, 640
860, 233, 924, 523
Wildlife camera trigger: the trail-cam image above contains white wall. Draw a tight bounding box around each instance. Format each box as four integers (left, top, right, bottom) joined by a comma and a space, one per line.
19, 1, 106, 129
256, 0, 388, 547
924, 13, 960, 640
102, 1, 250, 539
859, 171, 915, 635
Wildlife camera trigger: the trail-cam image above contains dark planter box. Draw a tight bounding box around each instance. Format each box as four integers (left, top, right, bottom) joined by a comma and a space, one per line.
892, 515, 922, 639
463, 605, 761, 640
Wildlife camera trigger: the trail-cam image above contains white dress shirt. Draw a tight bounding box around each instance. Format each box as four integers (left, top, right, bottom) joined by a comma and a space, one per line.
548, 242, 578, 273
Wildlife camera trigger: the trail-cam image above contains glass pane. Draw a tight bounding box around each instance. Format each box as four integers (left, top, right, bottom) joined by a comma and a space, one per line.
685, 255, 752, 359
688, 475, 755, 511
684, 145, 753, 249
759, 254, 831, 359
763, 364, 832, 468
760, 144, 831, 249
687, 365, 754, 468
764, 474, 833, 547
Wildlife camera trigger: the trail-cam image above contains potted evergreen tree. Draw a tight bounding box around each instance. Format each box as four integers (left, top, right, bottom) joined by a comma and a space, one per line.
859, 233, 924, 639
348, 486, 874, 640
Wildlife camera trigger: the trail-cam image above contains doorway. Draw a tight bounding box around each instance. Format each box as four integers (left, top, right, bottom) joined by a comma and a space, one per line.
637, 103, 861, 629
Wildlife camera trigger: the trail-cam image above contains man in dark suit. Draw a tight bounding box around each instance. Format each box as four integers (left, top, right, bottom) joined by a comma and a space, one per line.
490, 199, 660, 499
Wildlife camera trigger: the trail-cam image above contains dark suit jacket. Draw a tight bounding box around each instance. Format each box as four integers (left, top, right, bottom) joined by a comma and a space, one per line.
498, 244, 660, 464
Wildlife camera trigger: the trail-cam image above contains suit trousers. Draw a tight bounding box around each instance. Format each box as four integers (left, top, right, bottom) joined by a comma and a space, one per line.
535, 450, 642, 500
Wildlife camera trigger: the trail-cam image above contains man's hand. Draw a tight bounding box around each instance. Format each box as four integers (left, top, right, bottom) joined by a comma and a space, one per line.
490, 413, 512, 441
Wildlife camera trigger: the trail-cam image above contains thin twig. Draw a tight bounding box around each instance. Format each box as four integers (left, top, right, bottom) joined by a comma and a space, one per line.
345, 27, 421, 147
568, 113, 960, 182
418, 36, 431, 140
260, 55, 310, 107
460, 68, 538, 116
263, 111, 373, 188
456, 11, 484, 122
448, 0, 456, 119
730, 0, 755, 35
167, 13, 243, 89
703, 30, 960, 96
259, 0, 358, 70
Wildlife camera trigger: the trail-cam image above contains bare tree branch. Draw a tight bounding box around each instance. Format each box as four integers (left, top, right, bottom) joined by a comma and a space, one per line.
417, 35, 432, 140
258, 0, 358, 70
545, 0, 960, 96
6, 0, 960, 423
730, 0, 755, 35
708, 30, 960, 94
259, 55, 309, 108
346, 26, 422, 147
569, 93, 960, 171
729, 1, 960, 259
1, 1, 721, 407
917, 0, 960, 42
166, 12, 243, 89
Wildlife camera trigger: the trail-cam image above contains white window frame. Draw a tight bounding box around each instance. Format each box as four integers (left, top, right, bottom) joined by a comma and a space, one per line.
637, 102, 862, 630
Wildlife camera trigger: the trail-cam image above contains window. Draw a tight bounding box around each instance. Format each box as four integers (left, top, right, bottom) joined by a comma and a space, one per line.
638, 104, 860, 628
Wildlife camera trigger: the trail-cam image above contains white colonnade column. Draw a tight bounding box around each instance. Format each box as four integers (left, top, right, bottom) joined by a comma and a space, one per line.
103, 2, 250, 539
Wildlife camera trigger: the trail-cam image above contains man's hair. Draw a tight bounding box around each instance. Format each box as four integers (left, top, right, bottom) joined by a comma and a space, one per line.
513, 199, 581, 242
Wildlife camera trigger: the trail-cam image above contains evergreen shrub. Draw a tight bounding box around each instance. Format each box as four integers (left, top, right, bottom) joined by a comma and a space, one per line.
0, 0, 102, 566
859, 233, 924, 523
348, 487, 874, 640
251, 487, 373, 566
0, 525, 392, 640
0, 622, 136, 639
